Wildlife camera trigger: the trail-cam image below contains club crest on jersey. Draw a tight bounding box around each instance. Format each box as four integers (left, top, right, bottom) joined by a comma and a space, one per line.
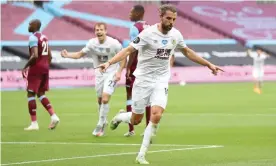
172, 39, 176, 45
133, 37, 140, 44
162, 40, 168, 45
106, 48, 110, 53
99, 48, 104, 52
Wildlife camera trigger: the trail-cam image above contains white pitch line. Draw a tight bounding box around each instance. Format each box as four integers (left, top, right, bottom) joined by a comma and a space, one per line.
164, 113, 276, 117
0, 141, 221, 147
59, 113, 276, 117
1, 145, 223, 166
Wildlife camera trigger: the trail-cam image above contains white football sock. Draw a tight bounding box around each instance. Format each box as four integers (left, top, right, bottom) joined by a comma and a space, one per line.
138, 122, 158, 157
51, 113, 58, 120
98, 104, 101, 114
102, 104, 109, 123
115, 112, 132, 124
97, 104, 109, 126
31, 121, 38, 125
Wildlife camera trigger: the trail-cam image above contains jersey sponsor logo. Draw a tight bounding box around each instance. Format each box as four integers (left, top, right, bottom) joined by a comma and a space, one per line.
133, 37, 140, 44
162, 40, 168, 45
97, 55, 108, 62
155, 49, 172, 60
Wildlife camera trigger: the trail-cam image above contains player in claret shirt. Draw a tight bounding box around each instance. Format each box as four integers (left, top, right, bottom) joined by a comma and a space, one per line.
23, 19, 60, 131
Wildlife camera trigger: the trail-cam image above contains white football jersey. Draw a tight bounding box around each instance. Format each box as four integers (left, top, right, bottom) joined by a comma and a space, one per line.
250, 52, 267, 71
82, 36, 122, 73
130, 24, 187, 82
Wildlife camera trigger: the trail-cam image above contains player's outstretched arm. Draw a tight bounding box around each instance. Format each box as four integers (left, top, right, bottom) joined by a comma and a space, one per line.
181, 47, 224, 75
115, 58, 127, 82
98, 45, 136, 72
61, 49, 85, 59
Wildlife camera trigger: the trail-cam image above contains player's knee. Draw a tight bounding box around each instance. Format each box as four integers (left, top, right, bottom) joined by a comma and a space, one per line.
127, 94, 132, 100
101, 94, 110, 104
37, 92, 45, 98
152, 112, 162, 121
27, 91, 36, 97
151, 107, 164, 123
97, 97, 102, 105
101, 98, 109, 104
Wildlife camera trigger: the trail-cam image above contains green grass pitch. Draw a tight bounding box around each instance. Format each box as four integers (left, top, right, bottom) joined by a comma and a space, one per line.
1, 82, 276, 166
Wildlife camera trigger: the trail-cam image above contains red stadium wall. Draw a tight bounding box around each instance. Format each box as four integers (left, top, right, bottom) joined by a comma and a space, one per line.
1, 2, 225, 41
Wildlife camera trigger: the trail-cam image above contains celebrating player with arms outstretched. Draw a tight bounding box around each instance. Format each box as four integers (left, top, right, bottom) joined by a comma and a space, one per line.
23, 19, 60, 131
61, 23, 124, 137
98, 4, 223, 164
247, 49, 269, 94
124, 5, 175, 137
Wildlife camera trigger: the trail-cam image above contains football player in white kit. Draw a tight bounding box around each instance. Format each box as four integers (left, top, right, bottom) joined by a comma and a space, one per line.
247, 49, 269, 94
61, 23, 124, 136
98, 4, 224, 164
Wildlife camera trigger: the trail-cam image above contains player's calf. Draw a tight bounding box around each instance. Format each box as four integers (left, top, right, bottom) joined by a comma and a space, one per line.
37, 94, 60, 129
130, 113, 143, 125
145, 106, 151, 126
25, 92, 39, 131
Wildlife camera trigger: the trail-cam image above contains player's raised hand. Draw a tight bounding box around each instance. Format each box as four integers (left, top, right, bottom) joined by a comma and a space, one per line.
97, 62, 111, 73
207, 64, 224, 76
60, 49, 68, 58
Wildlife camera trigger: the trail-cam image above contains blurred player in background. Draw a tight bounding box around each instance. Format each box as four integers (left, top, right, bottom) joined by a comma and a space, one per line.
22, 19, 60, 131
247, 49, 269, 94
61, 23, 124, 137
98, 4, 223, 164
123, 5, 151, 137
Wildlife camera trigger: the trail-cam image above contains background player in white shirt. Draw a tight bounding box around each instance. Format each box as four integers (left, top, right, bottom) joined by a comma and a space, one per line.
61, 22, 124, 137
98, 4, 223, 164
247, 49, 269, 94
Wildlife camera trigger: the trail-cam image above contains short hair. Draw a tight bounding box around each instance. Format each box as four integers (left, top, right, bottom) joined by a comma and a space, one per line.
31, 19, 41, 30
133, 5, 145, 14
94, 22, 107, 31
159, 4, 177, 16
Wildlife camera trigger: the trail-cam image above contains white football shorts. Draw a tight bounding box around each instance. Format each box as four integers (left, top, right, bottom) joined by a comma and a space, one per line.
132, 78, 169, 114
95, 70, 117, 97
253, 69, 264, 81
